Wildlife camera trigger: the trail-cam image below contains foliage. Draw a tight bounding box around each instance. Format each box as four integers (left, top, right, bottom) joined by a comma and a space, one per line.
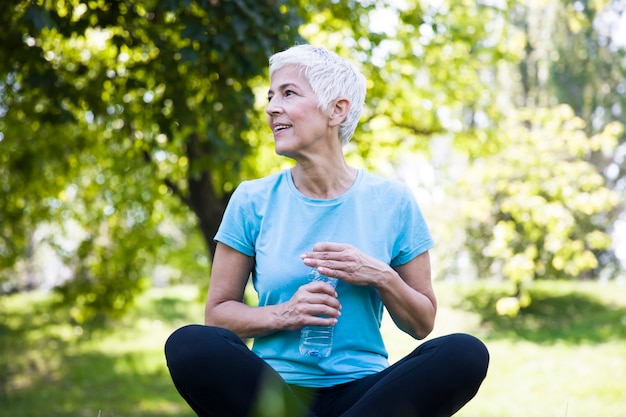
461, 105, 622, 294
0, 0, 625, 321
0, 0, 303, 320
301, 0, 518, 165
507, 0, 626, 273
449, 0, 626, 306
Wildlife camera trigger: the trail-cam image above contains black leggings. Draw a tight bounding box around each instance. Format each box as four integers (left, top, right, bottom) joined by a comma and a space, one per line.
165, 325, 489, 417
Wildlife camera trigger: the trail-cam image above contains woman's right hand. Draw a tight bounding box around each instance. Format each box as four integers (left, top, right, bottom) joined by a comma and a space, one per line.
206, 243, 341, 338
279, 281, 342, 330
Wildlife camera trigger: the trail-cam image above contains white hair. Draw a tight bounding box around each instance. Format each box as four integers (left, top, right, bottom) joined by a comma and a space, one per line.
268, 44, 366, 146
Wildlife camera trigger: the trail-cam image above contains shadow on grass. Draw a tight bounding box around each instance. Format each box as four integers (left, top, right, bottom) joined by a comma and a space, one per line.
457, 282, 626, 345
2, 350, 195, 417
0, 291, 197, 417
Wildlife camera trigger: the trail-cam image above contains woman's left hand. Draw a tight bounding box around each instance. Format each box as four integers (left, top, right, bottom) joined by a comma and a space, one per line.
301, 241, 437, 340
300, 242, 391, 288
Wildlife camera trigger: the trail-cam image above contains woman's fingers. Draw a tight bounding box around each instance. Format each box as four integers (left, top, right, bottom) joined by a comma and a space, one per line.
285, 283, 341, 328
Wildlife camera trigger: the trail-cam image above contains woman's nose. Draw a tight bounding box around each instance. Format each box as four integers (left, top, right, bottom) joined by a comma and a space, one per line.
265, 97, 282, 115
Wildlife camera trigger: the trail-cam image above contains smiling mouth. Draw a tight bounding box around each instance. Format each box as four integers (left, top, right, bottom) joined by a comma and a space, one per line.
273, 124, 292, 133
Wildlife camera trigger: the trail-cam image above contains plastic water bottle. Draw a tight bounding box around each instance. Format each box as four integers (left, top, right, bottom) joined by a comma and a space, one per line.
299, 269, 338, 358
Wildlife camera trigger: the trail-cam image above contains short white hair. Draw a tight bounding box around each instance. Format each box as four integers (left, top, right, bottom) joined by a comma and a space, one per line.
269, 44, 366, 146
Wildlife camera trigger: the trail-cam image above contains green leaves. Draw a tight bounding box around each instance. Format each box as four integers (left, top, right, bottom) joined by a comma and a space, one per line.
1, 0, 624, 321
462, 105, 622, 284
0, 0, 303, 319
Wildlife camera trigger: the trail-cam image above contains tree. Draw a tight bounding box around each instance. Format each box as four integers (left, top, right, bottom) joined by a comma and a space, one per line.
0, 0, 304, 320
454, 0, 625, 313
512, 0, 626, 274
461, 106, 621, 309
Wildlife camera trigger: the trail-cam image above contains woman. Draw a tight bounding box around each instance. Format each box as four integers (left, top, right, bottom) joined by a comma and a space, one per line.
165, 44, 489, 417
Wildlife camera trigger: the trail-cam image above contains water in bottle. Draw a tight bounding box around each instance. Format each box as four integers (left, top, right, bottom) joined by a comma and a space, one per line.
299, 269, 338, 358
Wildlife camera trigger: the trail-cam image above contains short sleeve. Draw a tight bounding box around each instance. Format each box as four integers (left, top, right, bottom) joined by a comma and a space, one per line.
390, 185, 434, 267
214, 182, 257, 257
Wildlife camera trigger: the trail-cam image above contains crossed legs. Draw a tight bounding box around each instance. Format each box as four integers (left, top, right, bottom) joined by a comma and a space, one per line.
165, 325, 489, 417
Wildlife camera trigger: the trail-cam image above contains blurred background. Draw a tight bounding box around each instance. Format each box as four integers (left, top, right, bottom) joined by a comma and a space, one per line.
1, 0, 625, 416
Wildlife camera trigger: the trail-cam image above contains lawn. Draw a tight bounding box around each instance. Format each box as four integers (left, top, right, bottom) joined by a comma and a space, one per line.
1, 280, 625, 417
383, 280, 626, 417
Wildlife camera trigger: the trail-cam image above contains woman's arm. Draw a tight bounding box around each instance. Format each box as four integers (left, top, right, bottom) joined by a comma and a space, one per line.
302, 243, 436, 340
205, 242, 341, 339
380, 251, 436, 339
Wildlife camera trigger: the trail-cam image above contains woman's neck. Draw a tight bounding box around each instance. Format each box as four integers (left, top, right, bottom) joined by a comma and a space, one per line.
291, 162, 357, 200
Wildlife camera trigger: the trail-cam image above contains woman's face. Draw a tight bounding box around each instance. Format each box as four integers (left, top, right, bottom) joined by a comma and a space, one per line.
266, 65, 331, 158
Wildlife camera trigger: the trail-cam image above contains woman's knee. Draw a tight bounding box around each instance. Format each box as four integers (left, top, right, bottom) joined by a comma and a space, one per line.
165, 325, 204, 370
441, 333, 490, 379
165, 325, 240, 372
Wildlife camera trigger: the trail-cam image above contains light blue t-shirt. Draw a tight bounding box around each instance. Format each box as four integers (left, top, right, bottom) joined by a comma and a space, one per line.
214, 169, 434, 387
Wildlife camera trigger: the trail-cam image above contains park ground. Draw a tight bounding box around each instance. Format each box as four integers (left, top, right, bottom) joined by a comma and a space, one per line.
1, 279, 625, 417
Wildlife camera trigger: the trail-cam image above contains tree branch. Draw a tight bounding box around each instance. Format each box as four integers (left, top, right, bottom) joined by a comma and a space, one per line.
361, 113, 442, 137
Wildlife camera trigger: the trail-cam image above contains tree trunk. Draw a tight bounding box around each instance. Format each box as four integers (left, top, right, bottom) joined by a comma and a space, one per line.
186, 133, 230, 261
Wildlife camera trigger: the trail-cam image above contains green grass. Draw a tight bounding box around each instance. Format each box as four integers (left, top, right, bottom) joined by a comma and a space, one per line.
0, 287, 200, 417
1, 280, 625, 416
383, 280, 626, 417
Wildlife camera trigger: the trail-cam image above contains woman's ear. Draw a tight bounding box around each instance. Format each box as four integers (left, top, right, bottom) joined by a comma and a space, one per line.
329, 97, 350, 127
